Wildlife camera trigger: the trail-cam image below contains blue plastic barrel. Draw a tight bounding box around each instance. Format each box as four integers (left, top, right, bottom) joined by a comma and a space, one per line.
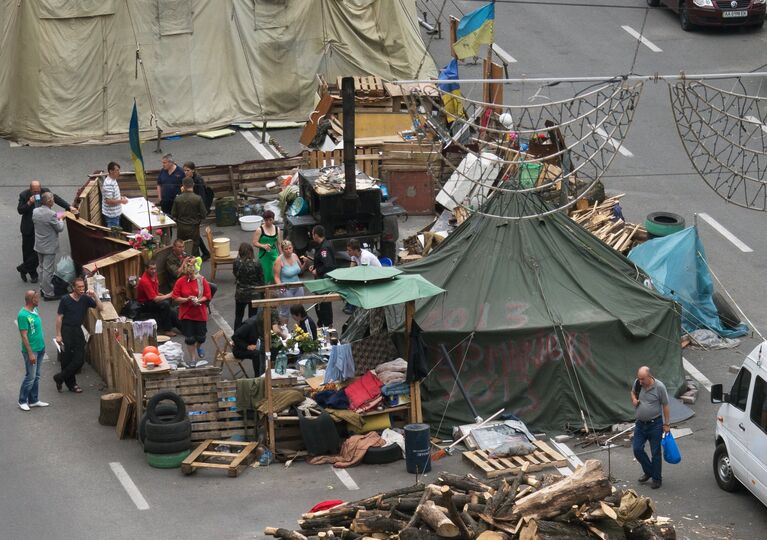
404, 423, 431, 474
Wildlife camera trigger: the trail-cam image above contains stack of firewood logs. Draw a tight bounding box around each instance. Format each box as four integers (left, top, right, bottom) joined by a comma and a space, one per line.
265, 460, 675, 540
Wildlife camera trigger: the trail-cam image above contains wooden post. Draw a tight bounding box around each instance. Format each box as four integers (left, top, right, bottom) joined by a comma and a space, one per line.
264, 305, 275, 452
405, 300, 422, 423
449, 16, 459, 59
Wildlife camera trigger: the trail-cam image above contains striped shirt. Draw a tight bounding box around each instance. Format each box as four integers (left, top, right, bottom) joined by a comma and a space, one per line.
101, 177, 122, 218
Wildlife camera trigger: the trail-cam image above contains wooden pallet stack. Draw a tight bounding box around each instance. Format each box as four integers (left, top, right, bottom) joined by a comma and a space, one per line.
143, 368, 248, 442
264, 462, 675, 540
569, 195, 648, 254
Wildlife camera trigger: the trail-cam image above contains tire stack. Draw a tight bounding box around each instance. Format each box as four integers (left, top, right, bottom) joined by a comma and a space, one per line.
141, 391, 192, 468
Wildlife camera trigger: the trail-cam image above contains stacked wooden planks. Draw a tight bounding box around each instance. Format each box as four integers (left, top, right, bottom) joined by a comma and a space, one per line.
569, 195, 648, 254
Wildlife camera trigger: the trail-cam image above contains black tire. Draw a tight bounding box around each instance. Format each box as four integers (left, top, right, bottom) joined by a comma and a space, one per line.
680, 2, 694, 31
146, 450, 191, 469
145, 419, 192, 443
139, 406, 181, 444
146, 391, 186, 423
362, 443, 403, 465
647, 0, 660, 6
714, 443, 741, 492
143, 436, 192, 455
645, 212, 685, 237
713, 291, 741, 329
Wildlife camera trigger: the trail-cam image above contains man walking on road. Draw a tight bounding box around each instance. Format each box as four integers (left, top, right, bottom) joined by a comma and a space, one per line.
17, 180, 76, 283
33, 193, 65, 301
54, 278, 102, 393
18, 290, 49, 411
631, 366, 671, 489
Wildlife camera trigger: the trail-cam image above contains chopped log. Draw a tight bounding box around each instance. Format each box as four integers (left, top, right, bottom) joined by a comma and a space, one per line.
438, 472, 492, 494
440, 486, 473, 540
514, 486, 535, 501
264, 528, 309, 540
623, 520, 676, 540
476, 532, 508, 540
581, 501, 619, 522
460, 511, 480, 536
405, 485, 440, 529
518, 519, 592, 540
300, 507, 361, 530
350, 510, 406, 535
523, 476, 540, 489
418, 500, 460, 538
476, 515, 517, 536
399, 528, 441, 540
99, 392, 124, 426
586, 519, 626, 540
463, 503, 487, 515
390, 498, 421, 513
512, 460, 612, 521
485, 479, 511, 516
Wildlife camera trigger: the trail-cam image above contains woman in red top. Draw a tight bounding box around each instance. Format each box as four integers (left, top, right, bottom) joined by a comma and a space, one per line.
172, 258, 212, 364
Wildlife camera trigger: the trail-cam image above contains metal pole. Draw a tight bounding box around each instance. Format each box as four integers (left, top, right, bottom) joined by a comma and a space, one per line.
394, 71, 767, 86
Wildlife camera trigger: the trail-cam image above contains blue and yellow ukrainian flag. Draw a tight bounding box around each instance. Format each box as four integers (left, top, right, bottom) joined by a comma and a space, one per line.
453, 2, 495, 60
437, 58, 464, 124
129, 100, 148, 198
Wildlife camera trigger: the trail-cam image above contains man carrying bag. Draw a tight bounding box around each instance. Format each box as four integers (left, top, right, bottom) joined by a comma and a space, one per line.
630, 366, 671, 489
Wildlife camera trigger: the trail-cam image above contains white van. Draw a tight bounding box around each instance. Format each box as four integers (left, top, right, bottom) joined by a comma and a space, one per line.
710, 341, 767, 506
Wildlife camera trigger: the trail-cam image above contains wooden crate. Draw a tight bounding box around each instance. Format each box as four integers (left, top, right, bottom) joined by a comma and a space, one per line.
85, 313, 149, 397
303, 146, 382, 179
462, 440, 568, 478
143, 369, 248, 442
82, 249, 142, 310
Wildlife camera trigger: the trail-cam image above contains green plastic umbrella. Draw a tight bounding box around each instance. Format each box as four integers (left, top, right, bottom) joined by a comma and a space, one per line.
327, 266, 402, 283
305, 272, 445, 309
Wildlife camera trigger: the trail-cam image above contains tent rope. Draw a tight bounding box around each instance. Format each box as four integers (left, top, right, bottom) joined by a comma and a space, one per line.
432, 331, 476, 437
124, 0, 161, 133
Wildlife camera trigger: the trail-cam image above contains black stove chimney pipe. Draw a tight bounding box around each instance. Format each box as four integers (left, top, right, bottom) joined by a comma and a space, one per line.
341, 76, 358, 209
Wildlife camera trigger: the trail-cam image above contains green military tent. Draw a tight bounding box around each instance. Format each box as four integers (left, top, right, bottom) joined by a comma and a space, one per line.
397, 191, 685, 434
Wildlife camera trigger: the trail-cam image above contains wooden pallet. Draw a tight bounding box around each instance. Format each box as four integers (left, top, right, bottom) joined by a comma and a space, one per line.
181, 439, 259, 477
462, 440, 568, 478
337, 75, 385, 97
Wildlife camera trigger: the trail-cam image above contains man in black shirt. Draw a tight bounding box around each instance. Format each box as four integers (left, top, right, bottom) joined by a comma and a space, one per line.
53, 278, 102, 393
17, 180, 77, 283
231, 309, 280, 377
304, 225, 336, 327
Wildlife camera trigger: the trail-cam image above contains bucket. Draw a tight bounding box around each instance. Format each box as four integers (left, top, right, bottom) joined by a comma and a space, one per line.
239, 215, 264, 232
215, 196, 238, 227
404, 423, 431, 474
213, 238, 230, 258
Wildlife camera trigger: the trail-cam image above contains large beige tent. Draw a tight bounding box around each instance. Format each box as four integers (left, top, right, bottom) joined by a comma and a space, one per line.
0, 0, 436, 144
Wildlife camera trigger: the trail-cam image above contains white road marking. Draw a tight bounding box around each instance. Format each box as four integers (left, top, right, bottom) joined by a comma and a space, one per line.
682, 356, 713, 393
744, 115, 767, 134
109, 462, 150, 510
595, 127, 634, 157
621, 25, 663, 52
333, 467, 360, 490
697, 213, 753, 253
240, 130, 280, 160
9, 140, 21, 148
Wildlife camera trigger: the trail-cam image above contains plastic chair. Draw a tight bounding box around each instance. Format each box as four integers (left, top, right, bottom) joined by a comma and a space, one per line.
378, 257, 393, 267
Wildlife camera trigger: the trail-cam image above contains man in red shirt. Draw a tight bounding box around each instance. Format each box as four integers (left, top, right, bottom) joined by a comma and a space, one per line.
172, 257, 212, 363
136, 261, 177, 337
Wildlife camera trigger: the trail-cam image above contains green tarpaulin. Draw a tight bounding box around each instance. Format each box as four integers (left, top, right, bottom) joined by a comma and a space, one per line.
305, 268, 445, 310
396, 191, 684, 434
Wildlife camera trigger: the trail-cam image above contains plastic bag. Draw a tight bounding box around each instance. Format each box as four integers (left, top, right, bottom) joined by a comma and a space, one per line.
662, 432, 682, 464
158, 340, 184, 366
55, 255, 76, 283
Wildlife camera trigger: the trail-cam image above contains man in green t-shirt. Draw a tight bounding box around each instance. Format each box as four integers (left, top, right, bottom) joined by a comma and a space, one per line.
18, 290, 49, 411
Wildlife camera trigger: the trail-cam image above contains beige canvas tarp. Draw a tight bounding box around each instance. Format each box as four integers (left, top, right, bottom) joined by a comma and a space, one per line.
0, 0, 436, 144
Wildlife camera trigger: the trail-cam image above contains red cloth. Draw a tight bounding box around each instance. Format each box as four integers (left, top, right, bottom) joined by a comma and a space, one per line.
309, 500, 344, 513
171, 275, 211, 321
136, 271, 159, 303
344, 371, 383, 413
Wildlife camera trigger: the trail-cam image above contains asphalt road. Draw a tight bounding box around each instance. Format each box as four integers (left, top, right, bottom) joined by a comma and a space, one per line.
2, 2, 767, 538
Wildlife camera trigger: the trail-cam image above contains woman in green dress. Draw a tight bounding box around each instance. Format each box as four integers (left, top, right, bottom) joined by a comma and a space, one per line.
252, 210, 282, 284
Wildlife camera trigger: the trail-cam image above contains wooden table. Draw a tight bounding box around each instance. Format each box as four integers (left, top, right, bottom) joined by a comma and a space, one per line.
122, 197, 176, 240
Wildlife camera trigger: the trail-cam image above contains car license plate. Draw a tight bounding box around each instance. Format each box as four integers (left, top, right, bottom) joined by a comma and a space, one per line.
723, 10, 748, 18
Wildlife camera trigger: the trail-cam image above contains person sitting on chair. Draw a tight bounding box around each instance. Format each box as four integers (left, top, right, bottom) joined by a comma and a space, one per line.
136, 261, 178, 337
290, 305, 318, 340
231, 309, 280, 377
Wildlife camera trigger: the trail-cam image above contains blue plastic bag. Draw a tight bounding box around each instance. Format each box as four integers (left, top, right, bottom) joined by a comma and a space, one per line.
662, 432, 682, 464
